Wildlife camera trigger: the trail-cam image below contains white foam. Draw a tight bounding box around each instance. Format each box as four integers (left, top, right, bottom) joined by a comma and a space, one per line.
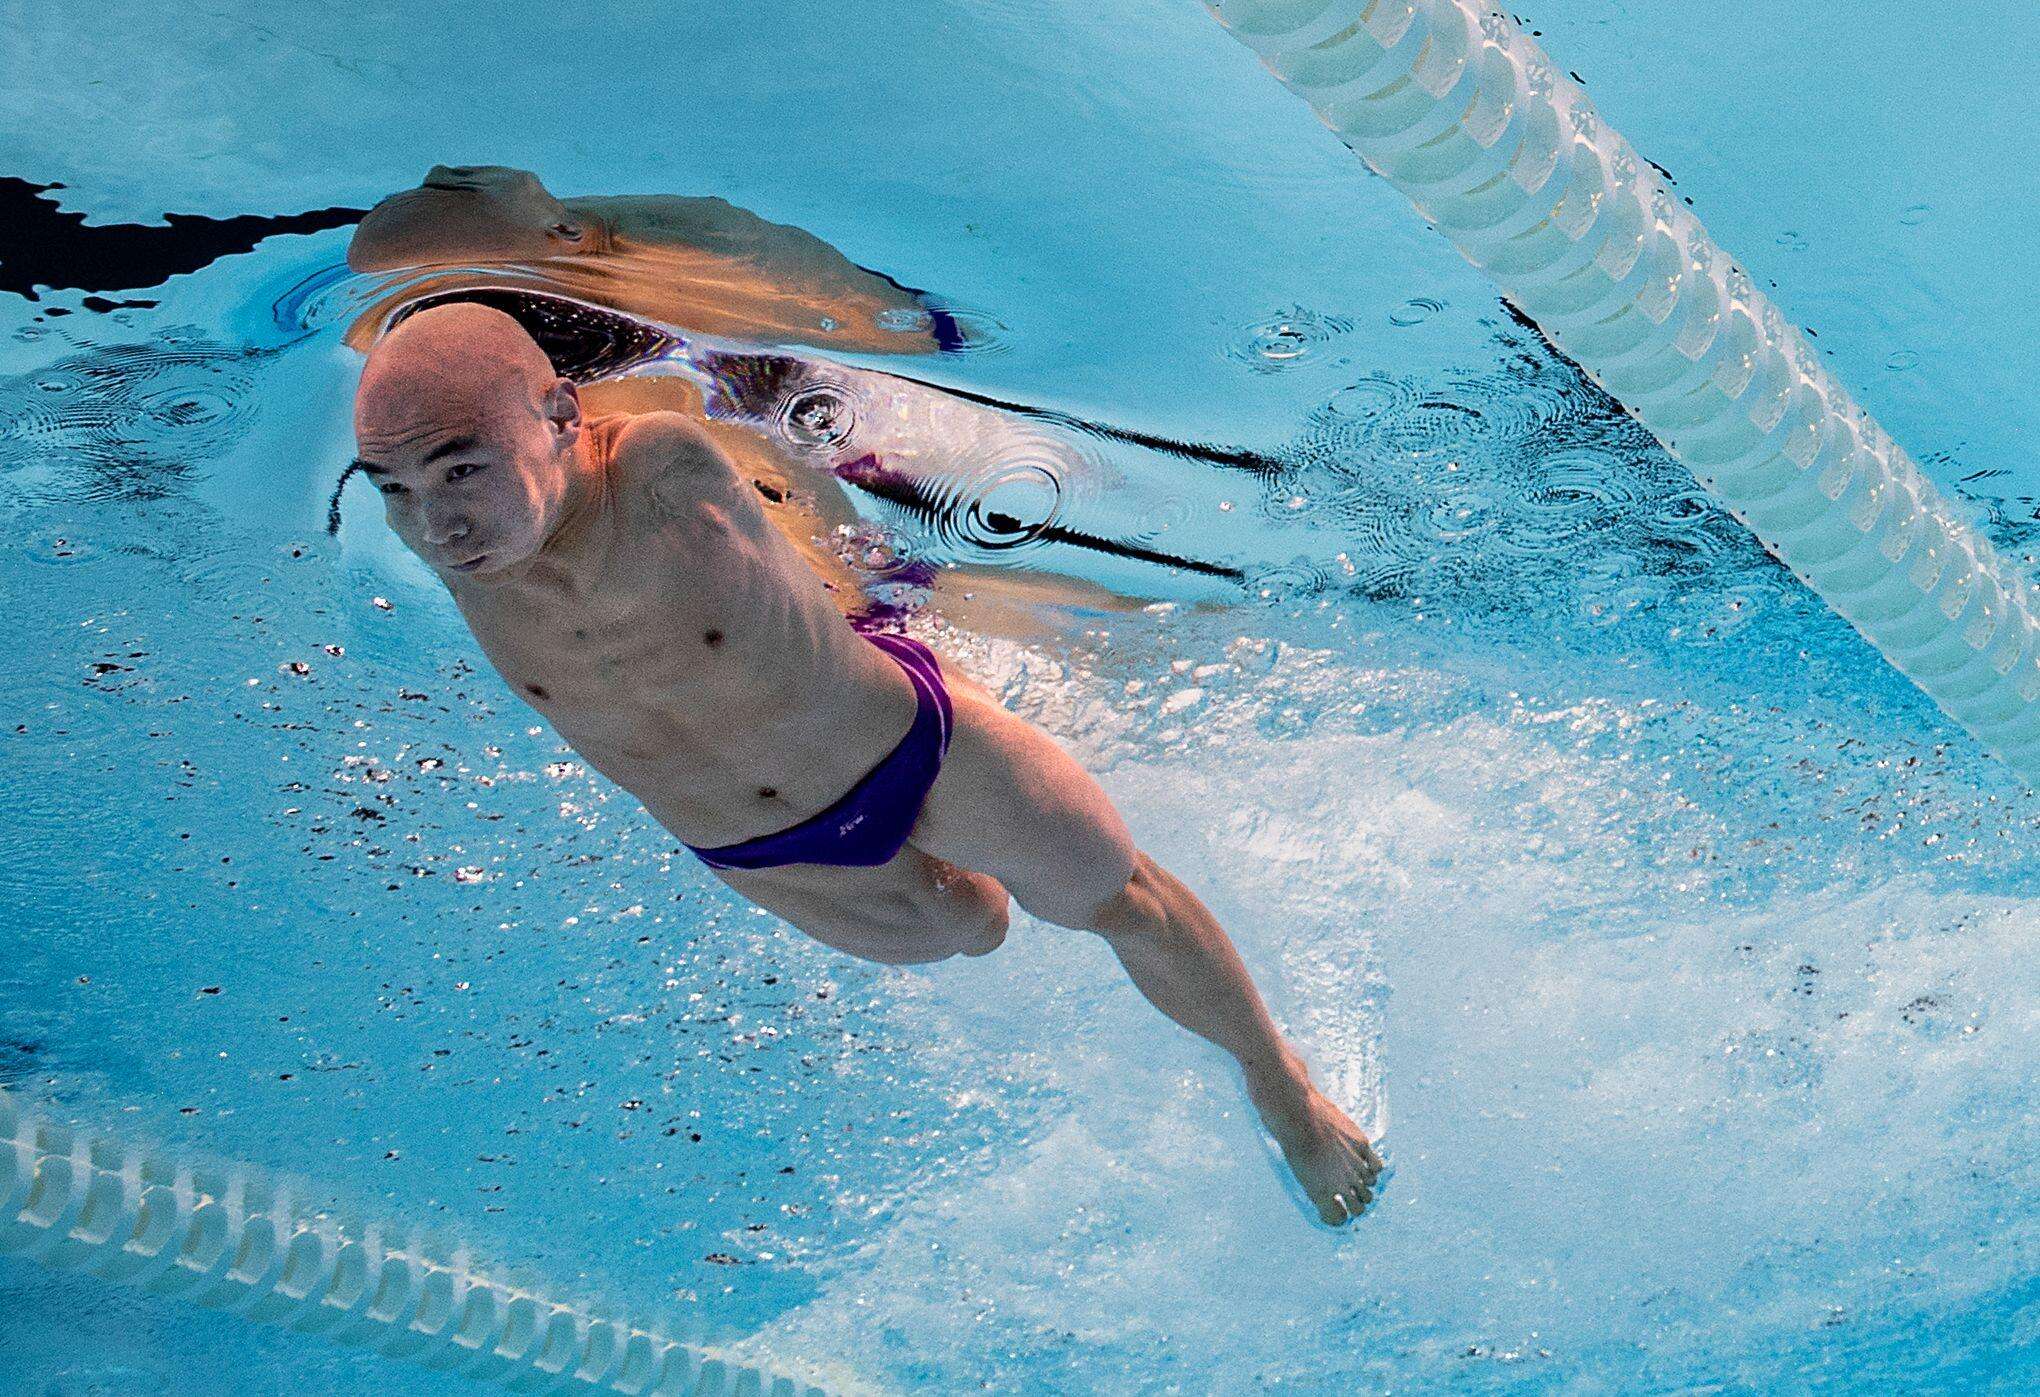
750, 630, 2040, 1384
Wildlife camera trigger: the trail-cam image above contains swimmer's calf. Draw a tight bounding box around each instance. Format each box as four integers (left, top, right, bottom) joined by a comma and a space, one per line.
348, 302, 1382, 1226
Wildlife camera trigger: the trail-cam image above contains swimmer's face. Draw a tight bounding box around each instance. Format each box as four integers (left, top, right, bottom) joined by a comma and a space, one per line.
352, 377, 585, 579
348, 165, 592, 273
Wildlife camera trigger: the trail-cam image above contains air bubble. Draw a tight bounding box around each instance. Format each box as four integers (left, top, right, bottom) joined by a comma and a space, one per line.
1270, 322, 1788, 628
137, 383, 239, 430
950, 460, 1065, 553
1247, 559, 1334, 601
833, 523, 917, 576
1256, 325, 1311, 361
875, 429, 1076, 567
0, 338, 264, 502
24, 532, 101, 567
1324, 376, 1413, 422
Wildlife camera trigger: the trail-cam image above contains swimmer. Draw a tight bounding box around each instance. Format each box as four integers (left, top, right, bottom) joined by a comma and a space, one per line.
350, 302, 1383, 1226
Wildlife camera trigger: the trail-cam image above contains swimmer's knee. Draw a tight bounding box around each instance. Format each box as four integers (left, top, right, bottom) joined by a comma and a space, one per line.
929, 875, 1010, 959
915, 857, 1010, 957
1086, 850, 1170, 941
1010, 845, 1150, 935
959, 890, 1009, 957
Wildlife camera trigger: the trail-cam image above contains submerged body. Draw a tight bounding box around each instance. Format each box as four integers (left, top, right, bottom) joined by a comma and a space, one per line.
437, 410, 932, 847
351, 302, 1382, 1226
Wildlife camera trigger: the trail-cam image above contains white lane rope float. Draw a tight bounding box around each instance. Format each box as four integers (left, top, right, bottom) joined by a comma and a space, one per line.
1207, 0, 2040, 782
0, 1090, 834, 1396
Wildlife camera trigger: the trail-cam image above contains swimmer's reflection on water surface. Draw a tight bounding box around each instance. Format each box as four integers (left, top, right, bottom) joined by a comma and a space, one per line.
346, 163, 962, 357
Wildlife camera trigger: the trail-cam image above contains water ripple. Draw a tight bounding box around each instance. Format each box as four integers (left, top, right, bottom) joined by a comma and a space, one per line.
0, 338, 267, 503
1388, 296, 1444, 327
921, 305, 1013, 357
1223, 306, 1355, 373
1266, 318, 1789, 631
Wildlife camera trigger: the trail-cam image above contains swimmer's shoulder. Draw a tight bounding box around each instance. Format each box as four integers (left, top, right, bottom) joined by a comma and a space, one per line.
604, 411, 750, 522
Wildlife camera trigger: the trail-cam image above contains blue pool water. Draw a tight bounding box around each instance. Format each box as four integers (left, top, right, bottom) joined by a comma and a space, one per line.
5, 1, 2038, 1391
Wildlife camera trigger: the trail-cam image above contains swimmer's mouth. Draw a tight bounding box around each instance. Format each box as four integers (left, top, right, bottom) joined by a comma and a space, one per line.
448, 554, 490, 573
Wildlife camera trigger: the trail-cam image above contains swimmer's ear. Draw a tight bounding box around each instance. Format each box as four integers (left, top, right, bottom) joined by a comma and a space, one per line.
543, 377, 583, 446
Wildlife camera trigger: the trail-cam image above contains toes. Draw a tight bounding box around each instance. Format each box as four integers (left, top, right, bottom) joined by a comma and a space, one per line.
1354, 1161, 1382, 1205
1289, 1130, 1385, 1228
1333, 1157, 1379, 1220
1316, 1176, 1378, 1226
1340, 1140, 1380, 1184
1346, 1135, 1385, 1179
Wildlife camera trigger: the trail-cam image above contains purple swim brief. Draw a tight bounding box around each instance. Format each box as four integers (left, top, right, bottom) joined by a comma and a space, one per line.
685, 625, 954, 871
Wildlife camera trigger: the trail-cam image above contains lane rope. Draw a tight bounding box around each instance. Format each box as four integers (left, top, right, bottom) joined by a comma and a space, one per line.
1208, 0, 2040, 780
0, 1089, 834, 1396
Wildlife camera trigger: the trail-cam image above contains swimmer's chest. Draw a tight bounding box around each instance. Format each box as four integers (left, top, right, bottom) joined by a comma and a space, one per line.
449, 517, 833, 744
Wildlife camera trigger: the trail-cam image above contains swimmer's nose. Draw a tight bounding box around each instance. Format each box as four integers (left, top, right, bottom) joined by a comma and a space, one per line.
425, 517, 472, 546
423, 164, 480, 190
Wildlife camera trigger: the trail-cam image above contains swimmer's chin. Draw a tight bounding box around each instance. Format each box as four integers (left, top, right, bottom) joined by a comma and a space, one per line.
431, 549, 521, 579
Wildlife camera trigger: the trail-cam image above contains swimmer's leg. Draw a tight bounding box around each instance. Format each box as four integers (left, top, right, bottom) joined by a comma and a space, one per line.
908, 681, 1382, 1226
708, 846, 1009, 967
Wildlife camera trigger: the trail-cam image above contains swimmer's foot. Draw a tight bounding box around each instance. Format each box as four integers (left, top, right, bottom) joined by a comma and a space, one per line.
1245, 1048, 1384, 1227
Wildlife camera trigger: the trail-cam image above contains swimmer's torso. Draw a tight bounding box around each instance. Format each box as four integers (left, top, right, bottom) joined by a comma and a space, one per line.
445, 413, 922, 848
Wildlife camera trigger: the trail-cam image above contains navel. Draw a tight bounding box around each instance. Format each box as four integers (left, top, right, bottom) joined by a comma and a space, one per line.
524, 683, 549, 701
758, 786, 778, 800
703, 628, 724, 647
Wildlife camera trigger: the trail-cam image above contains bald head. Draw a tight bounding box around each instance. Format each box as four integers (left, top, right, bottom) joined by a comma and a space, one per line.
357, 302, 557, 435
350, 302, 586, 579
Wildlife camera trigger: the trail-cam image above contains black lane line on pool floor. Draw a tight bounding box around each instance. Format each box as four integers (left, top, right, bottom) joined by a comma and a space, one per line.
0, 177, 365, 302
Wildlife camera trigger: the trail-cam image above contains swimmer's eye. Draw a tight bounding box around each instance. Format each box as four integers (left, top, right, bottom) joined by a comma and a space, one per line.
445, 461, 489, 482
550, 222, 583, 242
